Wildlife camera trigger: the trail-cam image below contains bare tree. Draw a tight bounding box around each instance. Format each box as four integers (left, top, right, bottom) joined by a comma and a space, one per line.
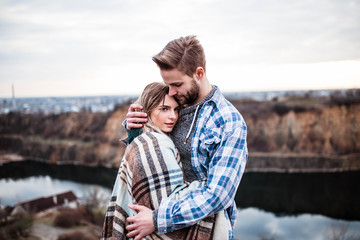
0, 199, 7, 224
324, 222, 359, 240
80, 186, 108, 226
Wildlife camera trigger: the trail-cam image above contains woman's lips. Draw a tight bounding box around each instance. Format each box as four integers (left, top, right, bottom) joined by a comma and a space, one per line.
165, 122, 175, 127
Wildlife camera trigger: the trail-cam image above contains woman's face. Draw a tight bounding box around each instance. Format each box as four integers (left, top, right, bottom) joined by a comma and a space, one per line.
150, 94, 180, 133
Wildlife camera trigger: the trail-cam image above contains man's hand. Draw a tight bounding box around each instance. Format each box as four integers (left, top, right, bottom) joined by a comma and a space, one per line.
126, 204, 155, 240
126, 104, 148, 130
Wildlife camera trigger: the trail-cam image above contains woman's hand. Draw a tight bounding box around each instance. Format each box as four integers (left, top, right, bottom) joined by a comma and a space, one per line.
126, 204, 155, 240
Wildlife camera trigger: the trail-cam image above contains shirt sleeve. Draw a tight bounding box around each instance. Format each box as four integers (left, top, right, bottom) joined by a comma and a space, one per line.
152, 210, 159, 231
121, 119, 143, 144
156, 123, 248, 233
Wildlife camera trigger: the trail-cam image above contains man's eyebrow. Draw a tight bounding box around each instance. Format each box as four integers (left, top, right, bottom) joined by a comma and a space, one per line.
169, 81, 182, 85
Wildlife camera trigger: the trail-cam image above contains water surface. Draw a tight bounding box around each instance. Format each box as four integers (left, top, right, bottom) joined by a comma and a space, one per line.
1, 161, 359, 239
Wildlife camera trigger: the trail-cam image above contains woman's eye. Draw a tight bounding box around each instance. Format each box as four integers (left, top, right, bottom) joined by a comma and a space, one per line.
161, 107, 168, 111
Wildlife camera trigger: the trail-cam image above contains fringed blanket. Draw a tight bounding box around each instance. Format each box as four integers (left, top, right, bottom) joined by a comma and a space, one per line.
101, 131, 216, 240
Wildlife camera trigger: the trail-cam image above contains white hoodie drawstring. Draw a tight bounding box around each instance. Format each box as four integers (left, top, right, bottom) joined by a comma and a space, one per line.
184, 105, 200, 144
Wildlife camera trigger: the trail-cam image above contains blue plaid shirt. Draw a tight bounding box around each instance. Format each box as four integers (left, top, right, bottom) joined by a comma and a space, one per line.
157, 87, 248, 239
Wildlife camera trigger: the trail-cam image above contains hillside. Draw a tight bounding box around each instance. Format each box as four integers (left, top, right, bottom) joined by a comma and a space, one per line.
0, 105, 129, 168
0, 89, 359, 171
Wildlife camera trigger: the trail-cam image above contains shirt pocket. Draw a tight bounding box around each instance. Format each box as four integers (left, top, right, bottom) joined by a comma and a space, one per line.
198, 129, 222, 166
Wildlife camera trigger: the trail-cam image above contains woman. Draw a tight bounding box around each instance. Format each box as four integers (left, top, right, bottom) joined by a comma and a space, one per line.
101, 82, 220, 240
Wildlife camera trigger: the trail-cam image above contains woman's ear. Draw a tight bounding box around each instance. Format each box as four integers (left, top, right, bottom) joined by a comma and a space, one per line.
195, 67, 205, 80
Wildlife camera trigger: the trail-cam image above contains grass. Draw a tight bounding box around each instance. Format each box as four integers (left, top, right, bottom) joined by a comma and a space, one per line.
2, 134, 94, 148
29, 136, 94, 147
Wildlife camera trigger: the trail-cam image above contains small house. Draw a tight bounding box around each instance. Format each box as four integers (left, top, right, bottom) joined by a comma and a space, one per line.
14, 190, 78, 215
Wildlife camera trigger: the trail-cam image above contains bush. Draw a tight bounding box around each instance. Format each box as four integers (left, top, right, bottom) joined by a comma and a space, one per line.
57, 230, 98, 240
81, 187, 107, 226
273, 104, 291, 116
329, 89, 360, 106
91, 207, 106, 226
53, 209, 82, 228
0, 216, 33, 239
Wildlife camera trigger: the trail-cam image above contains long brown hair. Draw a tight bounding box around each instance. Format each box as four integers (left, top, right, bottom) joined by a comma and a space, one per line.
136, 82, 179, 133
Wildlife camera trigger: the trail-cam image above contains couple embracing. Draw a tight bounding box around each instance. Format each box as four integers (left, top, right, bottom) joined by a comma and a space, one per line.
102, 35, 248, 240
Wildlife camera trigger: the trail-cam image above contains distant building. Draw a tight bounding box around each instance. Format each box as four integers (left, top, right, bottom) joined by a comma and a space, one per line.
9, 190, 78, 216
10, 205, 27, 217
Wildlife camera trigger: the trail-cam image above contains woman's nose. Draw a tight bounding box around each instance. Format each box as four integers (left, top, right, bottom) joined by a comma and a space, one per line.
169, 110, 177, 120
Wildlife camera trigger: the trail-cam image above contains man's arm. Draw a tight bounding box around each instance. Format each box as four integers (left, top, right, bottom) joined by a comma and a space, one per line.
121, 103, 148, 144
126, 125, 247, 236
157, 125, 248, 233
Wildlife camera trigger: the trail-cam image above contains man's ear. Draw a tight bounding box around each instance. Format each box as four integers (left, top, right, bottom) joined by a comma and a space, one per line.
195, 67, 205, 80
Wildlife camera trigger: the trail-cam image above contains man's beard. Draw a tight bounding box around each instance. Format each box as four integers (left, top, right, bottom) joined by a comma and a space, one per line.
180, 78, 200, 105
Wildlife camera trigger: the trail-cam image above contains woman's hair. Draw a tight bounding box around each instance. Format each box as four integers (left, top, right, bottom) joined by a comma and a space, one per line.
136, 82, 179, 133
152, 35, 206, 78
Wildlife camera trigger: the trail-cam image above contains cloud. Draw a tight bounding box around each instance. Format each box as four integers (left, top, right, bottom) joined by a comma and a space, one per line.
234, 208, 360, 240
0, 0, 359, 97
202, 0, 360, 64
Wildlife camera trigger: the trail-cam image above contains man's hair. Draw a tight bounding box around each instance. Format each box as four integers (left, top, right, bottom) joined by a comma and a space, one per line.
152, 35, 206, 77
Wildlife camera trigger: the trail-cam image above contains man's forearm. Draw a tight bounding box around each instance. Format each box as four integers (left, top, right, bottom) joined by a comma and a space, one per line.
157, 127, 247, 233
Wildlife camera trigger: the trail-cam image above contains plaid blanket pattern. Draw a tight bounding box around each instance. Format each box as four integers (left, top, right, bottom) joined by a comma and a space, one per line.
101, 131, 216, 240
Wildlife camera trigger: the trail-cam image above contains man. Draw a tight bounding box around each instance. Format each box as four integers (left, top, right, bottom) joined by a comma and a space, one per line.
125, 35, 248, 240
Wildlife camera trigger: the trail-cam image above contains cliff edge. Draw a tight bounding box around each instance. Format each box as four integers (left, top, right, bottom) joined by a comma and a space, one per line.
1, 90, 359, 171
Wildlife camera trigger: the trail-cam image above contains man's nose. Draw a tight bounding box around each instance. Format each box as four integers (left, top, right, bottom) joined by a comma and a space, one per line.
168, 87, 177, 97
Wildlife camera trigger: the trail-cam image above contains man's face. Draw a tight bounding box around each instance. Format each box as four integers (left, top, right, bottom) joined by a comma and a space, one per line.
160, 68, 200, 106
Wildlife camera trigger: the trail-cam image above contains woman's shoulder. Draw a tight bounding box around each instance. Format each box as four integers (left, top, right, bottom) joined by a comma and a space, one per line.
144, 131, 173, 144
128, 131, 178, 159
132, 131, 173, 146
126, 131, 166, 154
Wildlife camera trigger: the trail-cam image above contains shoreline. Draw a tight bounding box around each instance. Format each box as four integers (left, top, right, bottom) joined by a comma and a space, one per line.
245, 152, 360, 173
1, 152, 359, 173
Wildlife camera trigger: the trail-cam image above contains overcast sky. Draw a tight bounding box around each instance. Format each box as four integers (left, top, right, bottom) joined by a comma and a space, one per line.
0, 0, 359, 97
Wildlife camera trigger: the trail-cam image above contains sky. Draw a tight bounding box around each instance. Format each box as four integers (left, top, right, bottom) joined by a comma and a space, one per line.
0, 0, 359, 98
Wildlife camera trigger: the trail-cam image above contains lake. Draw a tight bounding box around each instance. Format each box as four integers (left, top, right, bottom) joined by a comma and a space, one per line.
1, 161, 360, 240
